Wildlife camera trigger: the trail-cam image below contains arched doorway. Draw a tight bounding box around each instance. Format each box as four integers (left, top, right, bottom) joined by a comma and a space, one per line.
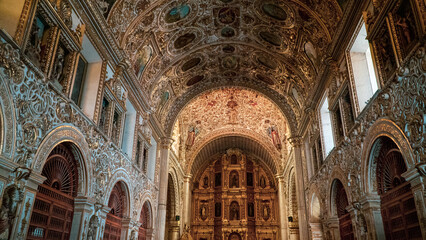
309, 192, 323, 239
374, 137, 421, 239
228, 232, 241, 240
27, 143, 79, 240
139, 201, 152, 240
165, 174, 177, 239
104, 182, 127, 240
332, 179, 354, 240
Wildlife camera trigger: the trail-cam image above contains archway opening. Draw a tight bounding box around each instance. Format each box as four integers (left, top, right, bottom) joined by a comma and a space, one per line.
165, 174, 177, 239
288, 170, 299, 238
191, 149, 279, 240
139, 201, 152, 240
27, 143, 79, 240
104, 181, 127, 240
309, 193, 323, 239
332, 179, 354, 240
372, 137, 421, 239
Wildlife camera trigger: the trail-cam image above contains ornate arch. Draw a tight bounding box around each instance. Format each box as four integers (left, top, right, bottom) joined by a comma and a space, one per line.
140, 200, 154, 229
0, 72, 16, 159
288, 167, 298, 222
104, 170, 133, 217
361, 118, 415, 194
31, 124, 91, 196
328, 168, 351, 217
187, 129, 281, 176
164, 85, 299, 138
308, 185, 323, 223
166, 169, 180, 220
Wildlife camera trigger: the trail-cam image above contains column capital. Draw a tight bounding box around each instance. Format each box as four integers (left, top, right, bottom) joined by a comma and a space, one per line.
160, 137, 174, 149
288, 136, 303, 147
275, 174, 285, 181
184, 174, 193, 181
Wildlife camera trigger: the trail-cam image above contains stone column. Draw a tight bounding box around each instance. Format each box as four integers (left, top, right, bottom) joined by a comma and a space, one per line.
359, 195, 385, 240
182, 174, 192, 230
69, 197, 95, 240
8, 168, 44, 240
326, 216, 340, 240
276, 174, 288, 240
403, 165, 426, 240
156, 138, 174, 240
169, 220, 180, 240
121, 217, 132, 240
98, 205, 112, 239
288, 137, 309, 240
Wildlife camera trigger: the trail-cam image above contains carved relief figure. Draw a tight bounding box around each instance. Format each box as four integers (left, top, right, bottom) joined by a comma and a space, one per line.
227, 96, 238, 124
260, 176, 266, 188
0, 186, 23, 239
262, 203, 270, 221
203, 176, 208, 188
87, 215, 100, 240
200, 204, 207, 220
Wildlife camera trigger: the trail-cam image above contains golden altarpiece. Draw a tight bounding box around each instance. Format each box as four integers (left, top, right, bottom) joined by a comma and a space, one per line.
191, 149, 279, 240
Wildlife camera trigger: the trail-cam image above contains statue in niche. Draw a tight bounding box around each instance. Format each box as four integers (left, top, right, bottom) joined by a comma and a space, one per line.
230, 171, 239, 188
130, 230, 137, 240
230, 202, 239, 220
200, 205, 207, 220
86, 215, 100, 240
0, 186, 23, 239
268, 126, 282, 150
51, 47, 65, 89
185, 125, 199, 149
25, 18, 43, 66
262, 203, 270, 220
260, 176, 266, 188
203, 176, 208, 188
248, 203, 254, 217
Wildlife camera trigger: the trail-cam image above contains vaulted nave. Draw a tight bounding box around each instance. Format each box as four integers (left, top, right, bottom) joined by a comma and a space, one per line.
0, 0, 424, 239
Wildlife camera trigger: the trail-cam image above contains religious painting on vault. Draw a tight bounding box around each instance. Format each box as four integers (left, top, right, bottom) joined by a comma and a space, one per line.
218, 8, 237, 24
174, 32, 196, 49
134, 45, 152, 79
268, 126, 282, 150
262, 3, 288, 21
165, 5, 190, 23
185, 124, 200, 149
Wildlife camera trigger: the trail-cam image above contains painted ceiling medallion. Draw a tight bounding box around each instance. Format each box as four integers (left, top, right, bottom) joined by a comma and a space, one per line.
174, 33, 196, 49
182, 58, 201, 72
218, 8, 236, 24
165, 5, 190, 23
221, 27, 235, 38
256, 54, 278, 70
222, 45, 235, 53
256, 74, 274, 85
187, 75, 205, 86
259, 31, 281, 47
222, 56, 238, 69
262, 4, 287, 21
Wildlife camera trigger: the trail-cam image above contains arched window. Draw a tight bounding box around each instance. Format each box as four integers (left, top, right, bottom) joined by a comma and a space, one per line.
374, 137, 421, 239
104, 182, 126, 240
333, 180, 354, 240
27, 143, 79, 240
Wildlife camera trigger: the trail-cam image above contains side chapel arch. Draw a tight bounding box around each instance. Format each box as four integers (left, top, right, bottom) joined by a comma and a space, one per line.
104, 180, 131, 240
361, 118, 416, 194
32, 125, 91, 196
0, 73, 15, 158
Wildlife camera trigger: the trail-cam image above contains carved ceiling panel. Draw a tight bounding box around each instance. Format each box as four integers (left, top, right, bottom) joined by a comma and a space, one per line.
102, 0, 343, 125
